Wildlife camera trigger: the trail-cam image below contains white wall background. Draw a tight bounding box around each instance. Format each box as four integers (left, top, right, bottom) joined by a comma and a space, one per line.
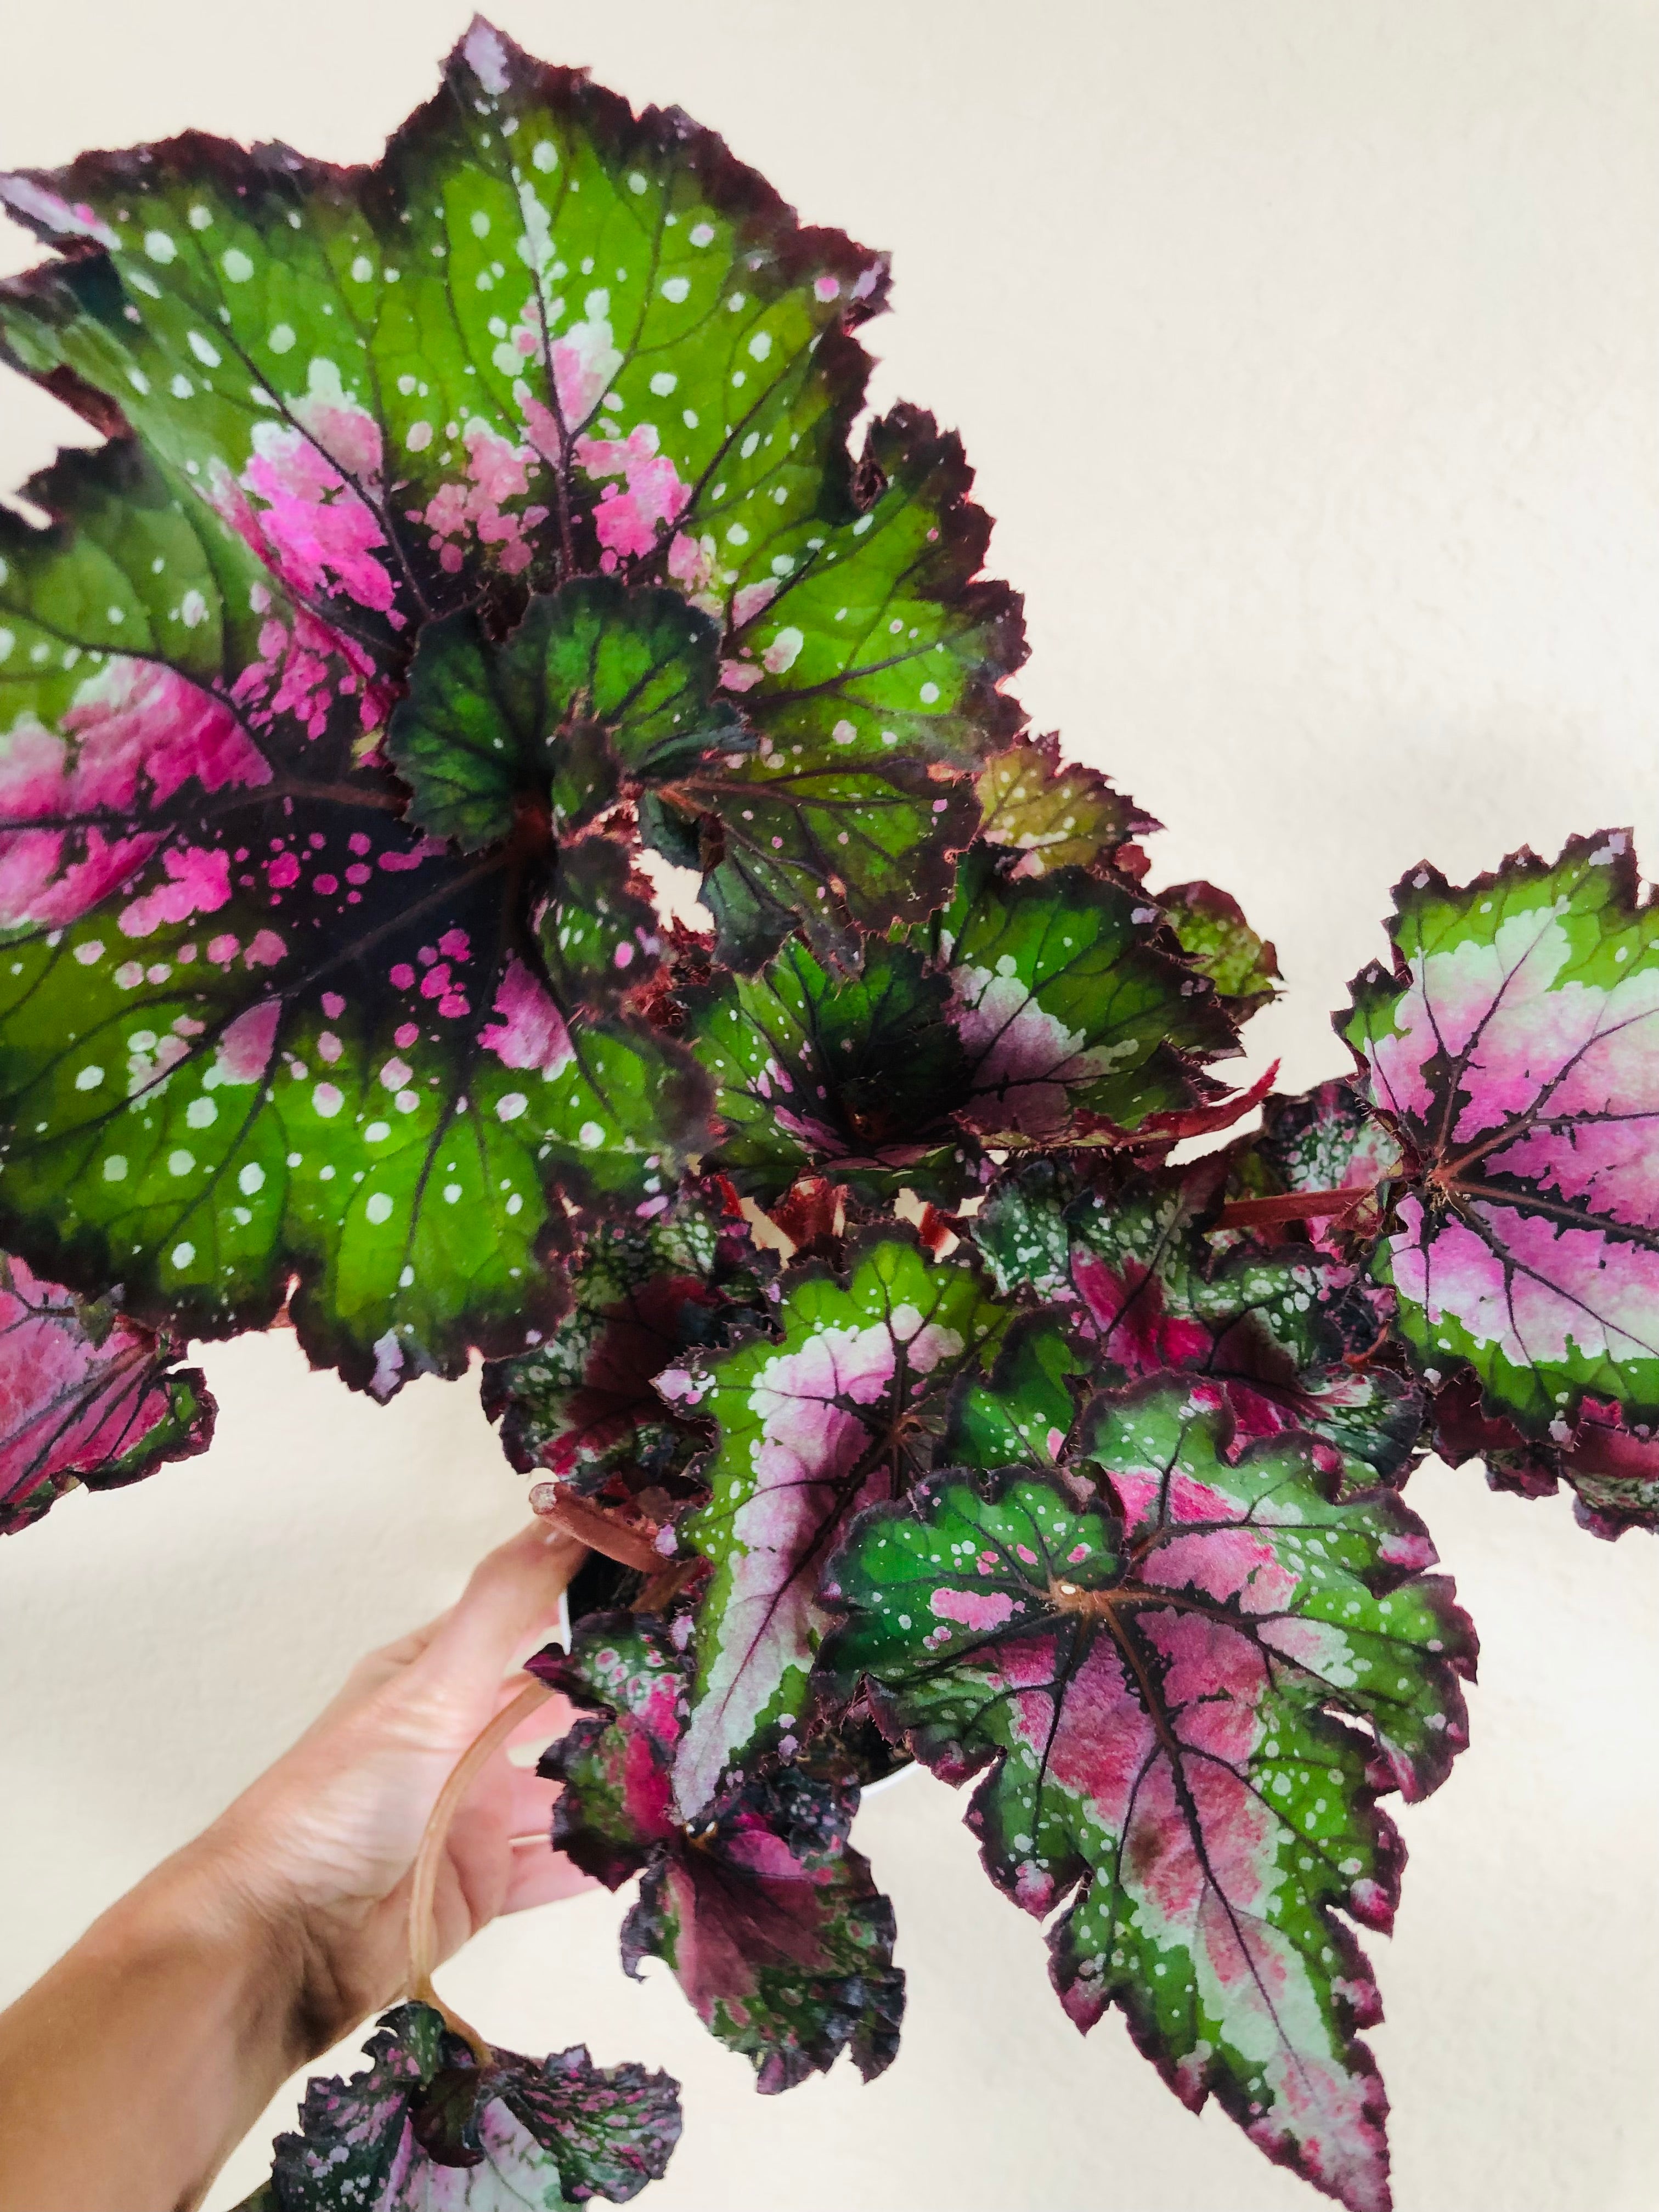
2, 5, 1657, 2208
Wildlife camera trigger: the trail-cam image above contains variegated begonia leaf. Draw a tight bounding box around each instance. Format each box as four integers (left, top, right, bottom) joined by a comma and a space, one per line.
0, 1248, 213, 1533
942, 1311, 1096, 1475
821, 1375, 1476, 2212
974, 731, 1156, 879
971, 1157, 1422, 1479
654, 402, 1024, 968
482, 1181, 770, 1503
1156, 879, 1280, 1019
241, 1999, 680, 2210
1429, 1368, 1659, 1540
533, 1613, 904, 2092
687, 848, 1240, 1207
1341, 831, 1659, 1441
1, 21, 1023, 973
918, 848, 1239, 1144
0, 456, 707, 1390
684, 934, 973, 1207
385, 577, 734, 855
658, 1228, 1013, 1815
0, 19, 1026, 1380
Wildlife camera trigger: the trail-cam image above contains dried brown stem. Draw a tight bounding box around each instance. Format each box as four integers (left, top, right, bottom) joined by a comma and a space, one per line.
530, 1485, 665, 1575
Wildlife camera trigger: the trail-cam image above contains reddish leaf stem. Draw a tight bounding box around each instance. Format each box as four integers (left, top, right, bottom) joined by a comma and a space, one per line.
1214, 1188, 1368, 1231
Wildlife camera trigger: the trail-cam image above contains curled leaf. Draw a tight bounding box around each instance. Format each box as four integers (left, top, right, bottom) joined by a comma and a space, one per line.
689, 847, 1242, 1208
1156, 879, 1279, 1019
482, 1183, 770, 1502
975, 731, 1156, 878
1430, 1368, 1659, 1540
244, 1999, 680, 2209
535, 1614, 903, 2091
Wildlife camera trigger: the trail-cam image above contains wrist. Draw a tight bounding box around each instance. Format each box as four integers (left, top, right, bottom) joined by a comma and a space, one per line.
157, 1818, 375, 2071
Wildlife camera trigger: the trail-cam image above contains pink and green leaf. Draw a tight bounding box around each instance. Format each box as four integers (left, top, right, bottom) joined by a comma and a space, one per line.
0, 1249, 213, 1534
971, 1158, 1423, 1479
659, 1229, 1013, 1816
2, 29, 1023, 972
245, 1999, 680, 2209
821, 1376, 1475, 2212
483, 1184, 769, 1501
0, 793, 708, 1393
0, 23, 884, 627
922, 849, 1240, 1143
536, 1615, 904, 2091
1342, 831, 1659, 1437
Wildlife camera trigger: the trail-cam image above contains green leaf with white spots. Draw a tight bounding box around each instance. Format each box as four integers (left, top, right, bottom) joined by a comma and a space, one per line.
657, 1228, 1014, 1816
686, 935, 974, 1207
386, 578, 736, 851
0, 789, 707, 1395
675, 404, 1025, 963
535, 837, 664, 1014
970, 1156, 1423, 1480
942, 1312, 1094, 1474
976, 731, 1157, 879
820, 1375, 1476, 2212
1157, 879, 1279, 1019
921, 849, 1240, 1143
1341, 831, 1659, 1438
0, 20, 888, 629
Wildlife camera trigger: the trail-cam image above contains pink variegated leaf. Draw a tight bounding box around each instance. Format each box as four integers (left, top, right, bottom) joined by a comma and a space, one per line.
659, 1228, 1013, 1817
1342, 831, 1659, 1448
1, 24, 1024, 973
971, 1156, 1423, 1481
240, 1999, 680, 2209
0, 1250, 213, 1534
821, 1375, 1475, 2212
534, 1613, 903, 2092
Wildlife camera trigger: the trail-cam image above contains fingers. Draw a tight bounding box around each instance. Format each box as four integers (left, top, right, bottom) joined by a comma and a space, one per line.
503, 1685, 576, 1756
413, 1523, 583, 1705
503, 1762, 565, 1839
503, 1842, 598, 1915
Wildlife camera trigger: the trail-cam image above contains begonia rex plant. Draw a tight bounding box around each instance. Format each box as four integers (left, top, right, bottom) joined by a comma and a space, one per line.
1, 22, 1654, 2212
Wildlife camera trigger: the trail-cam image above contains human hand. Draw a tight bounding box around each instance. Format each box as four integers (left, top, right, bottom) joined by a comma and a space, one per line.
184, 1519, 595, 2056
